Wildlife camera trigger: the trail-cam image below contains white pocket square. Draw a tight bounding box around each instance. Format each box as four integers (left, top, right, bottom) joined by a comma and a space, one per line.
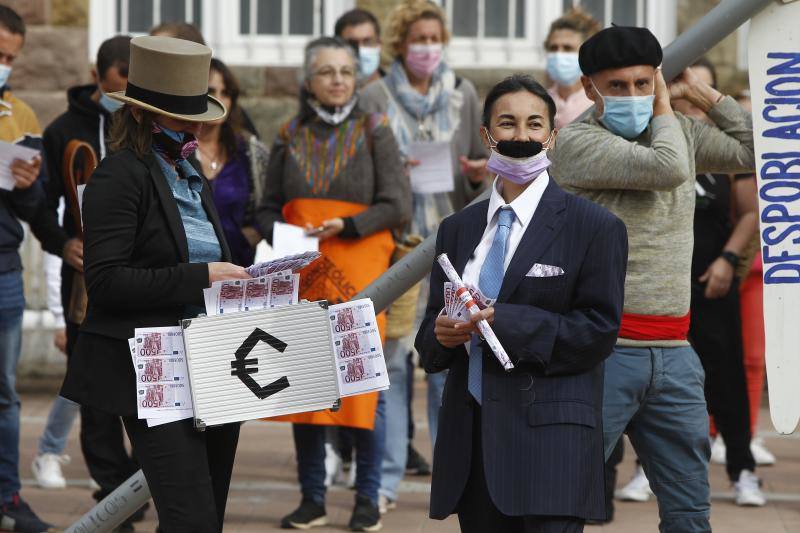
526, 263, 565, 277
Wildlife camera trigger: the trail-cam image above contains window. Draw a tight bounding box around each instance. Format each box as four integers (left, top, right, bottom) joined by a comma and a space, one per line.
114, 0, 203, 34
90, 0, 354, 66
563, 0, 643, 27
444, 0, 526, 39
561, 1, 677, 49
239, 0, 321, 36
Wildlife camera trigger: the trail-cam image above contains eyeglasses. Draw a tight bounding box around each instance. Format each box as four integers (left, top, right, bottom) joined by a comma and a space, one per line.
312, 67, 357, 81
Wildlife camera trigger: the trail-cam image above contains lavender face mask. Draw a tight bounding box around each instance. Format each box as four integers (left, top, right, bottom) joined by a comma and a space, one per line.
485, 131, 553, 185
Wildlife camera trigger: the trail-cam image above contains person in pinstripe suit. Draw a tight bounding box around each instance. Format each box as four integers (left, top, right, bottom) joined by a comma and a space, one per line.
415, 75, 628, 532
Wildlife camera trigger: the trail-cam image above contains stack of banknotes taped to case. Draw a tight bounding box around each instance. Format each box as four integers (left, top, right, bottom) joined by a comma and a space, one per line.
203, 251, 322, 316
128, 326, 193, 427
328, 298, 390, 397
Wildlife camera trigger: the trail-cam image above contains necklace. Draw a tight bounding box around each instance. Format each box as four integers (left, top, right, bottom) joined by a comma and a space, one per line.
197, 144, 221, 173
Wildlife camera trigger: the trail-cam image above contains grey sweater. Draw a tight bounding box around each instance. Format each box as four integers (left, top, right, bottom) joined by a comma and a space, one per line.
550, 96, 754, 346
256, 109, 411, 240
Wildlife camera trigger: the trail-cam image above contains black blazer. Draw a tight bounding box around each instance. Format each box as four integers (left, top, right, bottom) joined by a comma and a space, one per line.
415, 180, 628, 521
61, 148, 231, 416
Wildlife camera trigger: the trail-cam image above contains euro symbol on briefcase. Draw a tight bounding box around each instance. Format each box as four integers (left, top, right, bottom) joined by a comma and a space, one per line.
230, 328, 291, 399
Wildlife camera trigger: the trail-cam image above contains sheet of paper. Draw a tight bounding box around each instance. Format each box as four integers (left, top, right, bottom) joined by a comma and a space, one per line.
0, 141, 39, 191
272, 222, 319, 257
407, 141, 454, 194
77, 183, 86, 219
328, 299, 389, 397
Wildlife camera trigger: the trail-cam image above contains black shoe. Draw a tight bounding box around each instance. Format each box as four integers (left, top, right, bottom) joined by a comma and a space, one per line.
280, 499, 327, 529
0, 494, 55, 532
348, 495, 382, 532
406, 444, 431, 476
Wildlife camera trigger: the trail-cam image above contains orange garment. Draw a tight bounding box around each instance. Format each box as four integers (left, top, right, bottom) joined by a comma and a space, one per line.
268, 198, 394, 430
739, 255, 766, 434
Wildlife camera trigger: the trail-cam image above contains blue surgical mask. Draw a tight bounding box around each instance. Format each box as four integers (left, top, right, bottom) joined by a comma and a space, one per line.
98, 88, 124, 114
546, 52, 582, 87
358, 46, 381, 79
0, 64, 12, 88
592, 79, 655, 139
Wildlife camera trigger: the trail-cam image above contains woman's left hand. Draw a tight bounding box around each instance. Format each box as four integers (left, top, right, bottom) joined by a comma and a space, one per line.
460, 156, 488, 184
699, 257, 734, 299
306, 218, 344, 241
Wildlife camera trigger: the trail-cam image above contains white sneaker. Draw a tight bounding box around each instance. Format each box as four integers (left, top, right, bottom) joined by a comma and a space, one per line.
323, 443, 343, 487
31, 453, 70, 489
616, 466, 653, 502
378, 494, 396, 515
710, 435, 726, 465
751, 438, 776, 466
735, 469, 766, 506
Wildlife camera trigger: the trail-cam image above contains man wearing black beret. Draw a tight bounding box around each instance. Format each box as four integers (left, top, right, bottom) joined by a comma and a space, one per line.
550, 25, 755, 532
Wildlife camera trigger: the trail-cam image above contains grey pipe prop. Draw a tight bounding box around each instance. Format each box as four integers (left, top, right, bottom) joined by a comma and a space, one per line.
65, 1, 775, 530
63, 470, 149, 533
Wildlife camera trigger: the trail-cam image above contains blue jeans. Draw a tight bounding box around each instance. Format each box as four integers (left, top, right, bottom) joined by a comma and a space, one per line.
0, 305, 23, 503
603, 345, 711, 533
293, 392, 386, 506
379, 337, 410, 501
38, 395, 80, 455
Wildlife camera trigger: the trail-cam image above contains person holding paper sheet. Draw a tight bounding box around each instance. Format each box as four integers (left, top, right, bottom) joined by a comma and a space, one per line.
415, 75, 628, 532
59, 36, 249, 532
0, 5, 63, 531
255, 36, 409, 532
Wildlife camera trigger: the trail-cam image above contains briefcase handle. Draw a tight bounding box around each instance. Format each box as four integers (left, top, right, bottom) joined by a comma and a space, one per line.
62, 139, 98, 239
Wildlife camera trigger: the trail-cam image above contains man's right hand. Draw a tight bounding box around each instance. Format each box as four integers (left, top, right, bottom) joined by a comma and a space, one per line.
208, 262, 251, 284
653, 69, 674, 118
62, 238, 84, 272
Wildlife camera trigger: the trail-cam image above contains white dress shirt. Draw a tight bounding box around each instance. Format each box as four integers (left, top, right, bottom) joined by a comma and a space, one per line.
462, 171, 550, 290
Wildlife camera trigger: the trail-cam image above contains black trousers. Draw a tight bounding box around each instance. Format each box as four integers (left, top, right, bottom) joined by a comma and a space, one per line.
456, 405, 584, 533
66, 321, 138, 498
602, 437, 625, 521
689, 280, 755, 481
123, 417, 240, 532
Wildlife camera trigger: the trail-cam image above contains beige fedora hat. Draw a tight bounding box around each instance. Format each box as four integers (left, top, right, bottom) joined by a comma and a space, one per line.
108, 35, 226, 122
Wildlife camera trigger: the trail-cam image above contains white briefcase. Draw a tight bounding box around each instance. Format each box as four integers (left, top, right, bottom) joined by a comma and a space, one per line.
181, 300, 339, 428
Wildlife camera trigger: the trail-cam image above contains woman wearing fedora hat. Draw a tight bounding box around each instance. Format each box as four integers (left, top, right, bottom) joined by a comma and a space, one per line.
60, 35, 250, 532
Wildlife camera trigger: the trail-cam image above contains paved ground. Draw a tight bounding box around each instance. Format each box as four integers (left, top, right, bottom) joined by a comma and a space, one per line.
13, 378, 800, 532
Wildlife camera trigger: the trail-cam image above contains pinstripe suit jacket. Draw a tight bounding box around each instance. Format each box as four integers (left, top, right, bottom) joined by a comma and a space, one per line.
415, 179, 628, 521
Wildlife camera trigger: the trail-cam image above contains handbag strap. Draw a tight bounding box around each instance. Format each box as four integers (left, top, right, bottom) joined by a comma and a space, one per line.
62, 139, 98, 239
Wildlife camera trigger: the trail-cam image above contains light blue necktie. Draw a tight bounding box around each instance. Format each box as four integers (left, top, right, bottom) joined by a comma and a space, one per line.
468, 207, 515, 403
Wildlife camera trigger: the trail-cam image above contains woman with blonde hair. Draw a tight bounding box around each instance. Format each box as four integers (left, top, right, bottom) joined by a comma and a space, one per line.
359, 0, 489, 514
543, 7, 601, 128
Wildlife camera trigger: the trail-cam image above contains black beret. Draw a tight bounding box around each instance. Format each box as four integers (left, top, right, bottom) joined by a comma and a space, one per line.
579, 26, 663, 75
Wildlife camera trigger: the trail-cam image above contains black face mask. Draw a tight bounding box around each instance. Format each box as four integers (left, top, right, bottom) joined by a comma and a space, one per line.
495, 140, 544, 158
